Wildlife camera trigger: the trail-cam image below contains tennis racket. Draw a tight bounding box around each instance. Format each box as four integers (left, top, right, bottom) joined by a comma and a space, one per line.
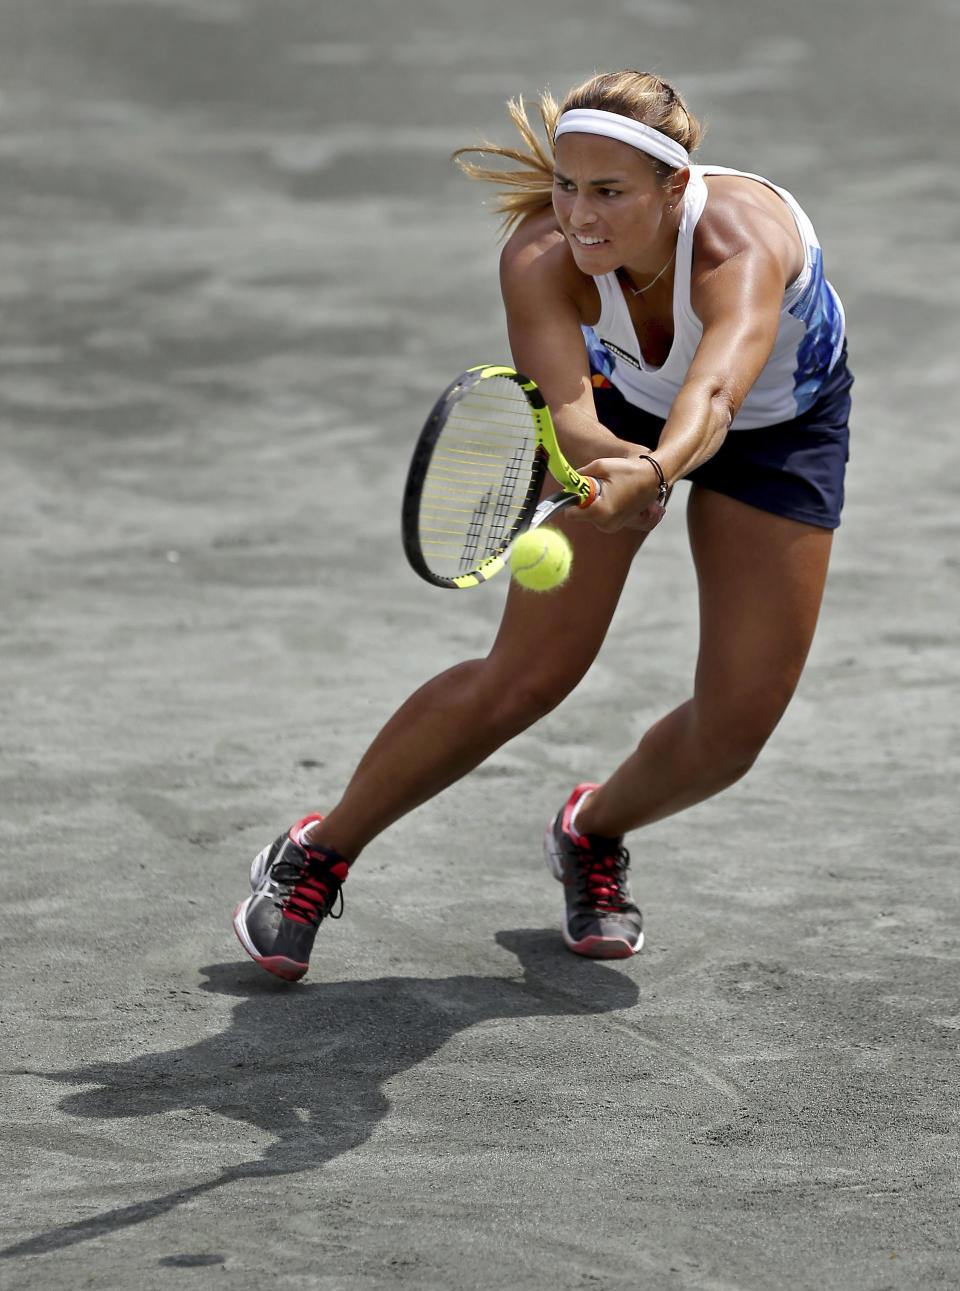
402, 365, 599, 589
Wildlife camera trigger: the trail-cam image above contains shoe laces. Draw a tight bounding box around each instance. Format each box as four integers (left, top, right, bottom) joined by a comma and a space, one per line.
575, 839, 633, 912
275, 850, 347, 927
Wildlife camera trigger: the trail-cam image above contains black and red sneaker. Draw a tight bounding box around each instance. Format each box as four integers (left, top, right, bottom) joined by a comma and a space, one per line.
544, 783, 643, 959
233, 814, 349, 981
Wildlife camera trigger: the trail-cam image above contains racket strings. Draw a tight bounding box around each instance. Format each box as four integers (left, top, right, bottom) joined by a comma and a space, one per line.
460, 445, 527, 571
417, 379, 540, 571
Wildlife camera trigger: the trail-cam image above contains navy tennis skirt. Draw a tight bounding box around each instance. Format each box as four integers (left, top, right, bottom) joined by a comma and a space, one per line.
590, 345, 853, 529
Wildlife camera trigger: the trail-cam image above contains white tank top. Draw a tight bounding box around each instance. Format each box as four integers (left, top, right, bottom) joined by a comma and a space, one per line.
580, 165, 846, 429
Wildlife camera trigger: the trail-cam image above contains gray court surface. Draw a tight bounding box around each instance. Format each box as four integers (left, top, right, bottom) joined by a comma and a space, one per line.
2, 1, 958, 1288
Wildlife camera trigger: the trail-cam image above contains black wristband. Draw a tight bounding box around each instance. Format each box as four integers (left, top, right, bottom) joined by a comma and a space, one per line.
638, 453, 668, 507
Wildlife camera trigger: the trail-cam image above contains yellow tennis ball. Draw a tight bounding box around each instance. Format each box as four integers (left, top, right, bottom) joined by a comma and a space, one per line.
509, 526, 573, 591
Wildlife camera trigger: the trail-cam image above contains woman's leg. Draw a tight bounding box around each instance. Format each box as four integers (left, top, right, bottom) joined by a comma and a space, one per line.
577, 486, 835, 838
309, 516, 647, 860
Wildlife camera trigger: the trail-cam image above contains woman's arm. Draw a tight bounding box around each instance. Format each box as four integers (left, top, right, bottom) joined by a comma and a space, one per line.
574, 182, 804, 531
499, 212, 646, 475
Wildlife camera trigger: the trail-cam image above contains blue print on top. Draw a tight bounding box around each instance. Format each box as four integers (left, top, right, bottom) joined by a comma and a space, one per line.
791, 246, 844, 413
581, 325, 615, 380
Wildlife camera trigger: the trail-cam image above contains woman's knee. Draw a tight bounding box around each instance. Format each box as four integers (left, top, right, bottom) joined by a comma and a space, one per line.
471, 654, 585, 734
694, 692, 789, 779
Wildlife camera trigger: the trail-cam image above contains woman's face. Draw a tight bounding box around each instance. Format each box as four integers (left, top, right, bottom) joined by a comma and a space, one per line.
552, 133, 677, 275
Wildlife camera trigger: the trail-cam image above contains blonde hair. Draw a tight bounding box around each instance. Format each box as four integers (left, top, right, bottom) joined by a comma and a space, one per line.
453, 71, 705, 236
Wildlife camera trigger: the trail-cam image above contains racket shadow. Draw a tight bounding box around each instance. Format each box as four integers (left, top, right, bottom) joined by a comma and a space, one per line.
3, 929, 639, 1259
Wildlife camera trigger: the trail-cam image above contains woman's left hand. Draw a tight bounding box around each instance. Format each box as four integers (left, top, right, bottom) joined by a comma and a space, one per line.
574, 456, 669, 533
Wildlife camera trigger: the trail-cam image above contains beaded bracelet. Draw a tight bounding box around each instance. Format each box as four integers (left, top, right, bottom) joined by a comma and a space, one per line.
638, 453, 669, 507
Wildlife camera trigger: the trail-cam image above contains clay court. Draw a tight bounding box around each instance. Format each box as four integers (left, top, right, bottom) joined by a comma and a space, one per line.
2, 1, 959, 1287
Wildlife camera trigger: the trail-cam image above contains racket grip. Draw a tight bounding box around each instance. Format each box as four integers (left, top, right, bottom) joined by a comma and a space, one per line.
577, 476, 602, 507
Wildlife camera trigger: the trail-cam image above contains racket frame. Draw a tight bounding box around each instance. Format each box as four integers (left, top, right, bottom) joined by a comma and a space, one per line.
402, 365, 597, 589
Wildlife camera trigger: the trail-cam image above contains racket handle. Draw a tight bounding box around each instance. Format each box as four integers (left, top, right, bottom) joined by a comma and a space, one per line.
577, 476, 602, 507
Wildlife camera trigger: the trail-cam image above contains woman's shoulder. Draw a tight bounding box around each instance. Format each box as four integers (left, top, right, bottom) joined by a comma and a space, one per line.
700, 168, 789, 212
500, 207, 567, 272
694, 169, 806, 282
499, 208, 595, 311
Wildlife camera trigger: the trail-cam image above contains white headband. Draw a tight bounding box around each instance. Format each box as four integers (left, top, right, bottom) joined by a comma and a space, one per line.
554, 108, 689, 171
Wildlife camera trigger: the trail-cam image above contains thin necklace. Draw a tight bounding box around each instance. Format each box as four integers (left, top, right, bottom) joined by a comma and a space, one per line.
623, 246, 676, 296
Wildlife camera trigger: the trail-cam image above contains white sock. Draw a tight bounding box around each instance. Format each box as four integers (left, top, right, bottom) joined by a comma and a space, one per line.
568, 788, 593, 838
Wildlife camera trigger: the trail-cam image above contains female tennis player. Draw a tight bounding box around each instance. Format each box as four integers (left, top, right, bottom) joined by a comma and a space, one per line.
233, 70, 851, 980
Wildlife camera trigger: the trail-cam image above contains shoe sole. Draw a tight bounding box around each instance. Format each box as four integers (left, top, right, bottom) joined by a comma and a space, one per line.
232, 898, 308, 982
561, 911, 643, 958
544, 817, 643, 959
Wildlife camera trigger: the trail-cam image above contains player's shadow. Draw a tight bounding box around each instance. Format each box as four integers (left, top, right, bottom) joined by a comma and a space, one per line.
3, 928, 639, 1258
